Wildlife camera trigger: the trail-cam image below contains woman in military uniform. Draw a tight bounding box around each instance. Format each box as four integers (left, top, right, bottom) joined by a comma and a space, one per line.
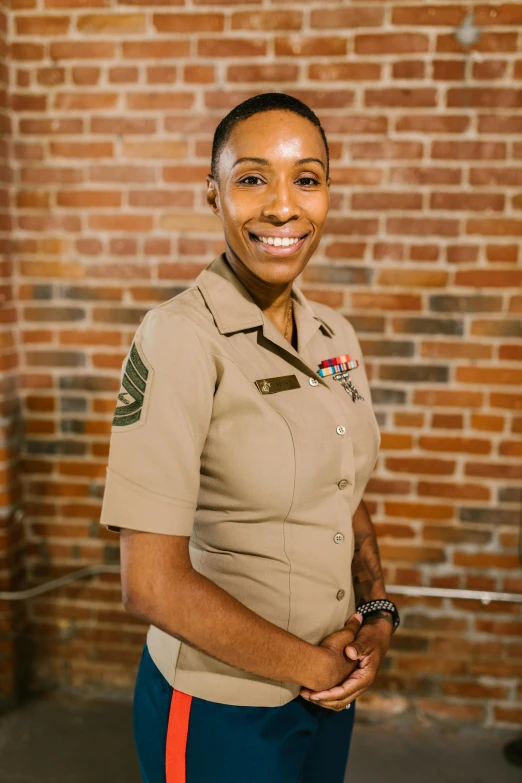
100, 93, 399, 783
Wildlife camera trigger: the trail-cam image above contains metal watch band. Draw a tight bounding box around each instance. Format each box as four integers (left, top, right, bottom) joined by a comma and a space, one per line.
356, 598, 400, 633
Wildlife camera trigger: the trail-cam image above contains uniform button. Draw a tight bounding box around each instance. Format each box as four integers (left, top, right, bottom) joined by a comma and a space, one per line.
309, 377, 319, 387
334, 532, 344, 544
336, 589, 345, 601
336, 425, 346, 436
338, 479, 349, 490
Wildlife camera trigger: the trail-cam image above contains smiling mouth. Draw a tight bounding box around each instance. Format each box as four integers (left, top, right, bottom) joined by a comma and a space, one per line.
249, 232, 309, 255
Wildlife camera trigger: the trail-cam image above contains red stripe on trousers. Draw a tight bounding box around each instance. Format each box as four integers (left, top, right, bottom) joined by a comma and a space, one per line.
166, 689, 192, 783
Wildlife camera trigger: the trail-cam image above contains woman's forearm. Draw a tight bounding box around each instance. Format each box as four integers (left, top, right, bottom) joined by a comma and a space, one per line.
351, 498, 394, 628
126, 566, 330, 692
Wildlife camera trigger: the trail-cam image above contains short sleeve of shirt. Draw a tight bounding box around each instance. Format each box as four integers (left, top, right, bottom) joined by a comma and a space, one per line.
99, 309, 215, 536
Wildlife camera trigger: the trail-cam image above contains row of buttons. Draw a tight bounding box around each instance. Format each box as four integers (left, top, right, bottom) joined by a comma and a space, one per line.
308, 374, 347, 603
308, 377, 347, 436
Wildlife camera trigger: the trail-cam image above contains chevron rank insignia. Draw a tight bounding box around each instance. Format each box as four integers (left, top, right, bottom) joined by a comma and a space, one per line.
112, 341, 153, 429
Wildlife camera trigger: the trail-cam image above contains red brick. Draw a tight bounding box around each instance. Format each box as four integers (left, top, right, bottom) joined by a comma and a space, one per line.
419, 481, 489, 501
351, 293, 421, 311
499, 440, 522, 457
387, 218, 459, 237
275, 37, 347, 57
198, 39, 267, 57
437, 32, 518, 53
122, 41, 189, 59
228, 64, 298, 83
475, 5, 522, 25
380, 433, 413, 450
377, 269, 447, 287
77, 14, 145, 33
386, 457, 456, 477
455, 553, 521, 570
330, 167, 382, 185
309, 63, 381, 82
385, 502, 453, 521
373, 242, 404, 261
467, 219, 522, 236
499, 344, 522, 361
431, 413, 463, 429
153, 13, 224, 32
392, 61, 425, 79
418, 699, 484, 724
433, 60, 466, 80
50, 42, 115, 59
494, 707, 522, 724
184, 65, 214, 84
379, 545, 445, 564
410, 245, 439, 262
325, 242, 366, 260
396, 115, 468, 133
473, 60, 508, 79
16, 15, 69, 35
323, 218, 377, 235
352, 192, 422, 211
414, 389, 483, 408
365, 88, 436, 108
394, 412, 424, 428
457, 367, 522, 386
300, 289, 343, 308
391, 167, 461, 185
352, 142, 424, 161
421, 341, 491, 360
447, 245, 479, 263
448, 88, 522, 109
431, 193, 504, 211
432, 141, 505, 160
419, 435, 491, 455
471, 167, 522, 186
231, 11, 301, 30
355, 33, 429, 55
479, 115, 522, 134
392, 5, 465, 25
310, 7, 383, 28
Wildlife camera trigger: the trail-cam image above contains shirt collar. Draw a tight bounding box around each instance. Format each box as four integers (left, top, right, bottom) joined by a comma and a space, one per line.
195, 252, 335, 340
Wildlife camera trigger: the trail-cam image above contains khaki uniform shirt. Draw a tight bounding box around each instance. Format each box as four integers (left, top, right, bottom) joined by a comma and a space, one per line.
100, 253, 380, 707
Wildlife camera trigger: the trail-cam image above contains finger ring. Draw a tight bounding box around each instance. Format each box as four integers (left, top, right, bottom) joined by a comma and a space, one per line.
345, 704, 351, 710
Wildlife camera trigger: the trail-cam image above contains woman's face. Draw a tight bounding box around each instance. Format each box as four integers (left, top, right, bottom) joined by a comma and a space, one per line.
207, 110, 330, 290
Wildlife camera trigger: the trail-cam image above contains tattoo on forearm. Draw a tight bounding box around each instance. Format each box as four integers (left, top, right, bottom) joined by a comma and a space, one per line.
351, 501, 387, 606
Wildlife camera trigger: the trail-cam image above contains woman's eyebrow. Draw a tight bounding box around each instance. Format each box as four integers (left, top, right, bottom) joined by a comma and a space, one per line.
232, 157, 270, 169
296, 157, 325, 171
232, 156, 325, 171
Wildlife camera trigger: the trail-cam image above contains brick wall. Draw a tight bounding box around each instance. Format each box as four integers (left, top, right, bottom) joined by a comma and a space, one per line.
6, 1, 522, 726
0, 0, 26, 711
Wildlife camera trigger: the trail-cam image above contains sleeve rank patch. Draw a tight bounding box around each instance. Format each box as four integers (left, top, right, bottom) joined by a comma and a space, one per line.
112, 340, 152, 430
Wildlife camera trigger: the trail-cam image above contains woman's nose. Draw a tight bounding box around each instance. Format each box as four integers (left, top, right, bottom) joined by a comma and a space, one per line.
261, 181, 301, 222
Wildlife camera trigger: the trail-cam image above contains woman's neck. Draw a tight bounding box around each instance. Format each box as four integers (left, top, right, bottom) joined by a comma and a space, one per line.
224, 249, 295, 342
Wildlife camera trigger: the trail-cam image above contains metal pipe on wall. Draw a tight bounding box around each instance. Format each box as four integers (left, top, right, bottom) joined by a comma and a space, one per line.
0, 566, 521, 605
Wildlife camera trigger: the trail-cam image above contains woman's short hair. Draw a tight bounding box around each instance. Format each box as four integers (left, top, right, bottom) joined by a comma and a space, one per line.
211, 92, 330, 180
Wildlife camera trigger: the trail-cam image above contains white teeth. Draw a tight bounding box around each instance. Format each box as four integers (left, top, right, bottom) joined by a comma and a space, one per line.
258, 236, 301, 246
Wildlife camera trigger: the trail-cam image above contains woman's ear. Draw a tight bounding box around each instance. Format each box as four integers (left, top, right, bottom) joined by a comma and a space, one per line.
207, 175, 220, 215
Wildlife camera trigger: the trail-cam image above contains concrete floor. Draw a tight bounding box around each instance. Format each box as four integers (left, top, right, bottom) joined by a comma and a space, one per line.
0, 696, 520, 783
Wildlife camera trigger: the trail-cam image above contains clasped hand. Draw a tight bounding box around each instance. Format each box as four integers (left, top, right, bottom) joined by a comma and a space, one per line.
299, 612, 393, 712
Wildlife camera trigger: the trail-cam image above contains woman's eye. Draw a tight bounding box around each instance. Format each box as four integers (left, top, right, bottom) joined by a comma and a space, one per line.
296, 177, 320, 186
238, 175, 264, 185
